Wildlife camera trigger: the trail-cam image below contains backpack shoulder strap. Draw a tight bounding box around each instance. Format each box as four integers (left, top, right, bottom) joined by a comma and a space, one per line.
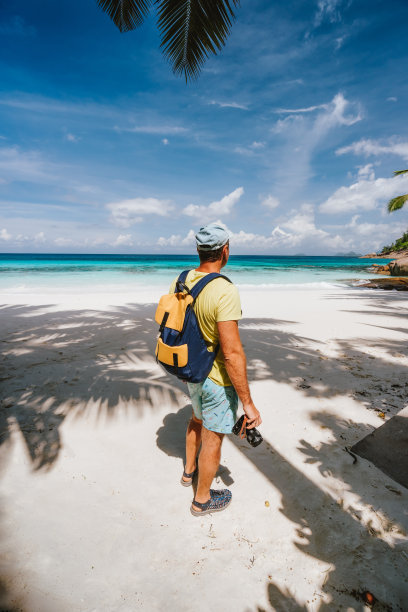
174, 269, 190, 293
189, 273, 231, 300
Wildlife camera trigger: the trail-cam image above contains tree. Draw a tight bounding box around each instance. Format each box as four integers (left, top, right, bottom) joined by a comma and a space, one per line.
96, 0, 240, 82
387, 169, 408, 212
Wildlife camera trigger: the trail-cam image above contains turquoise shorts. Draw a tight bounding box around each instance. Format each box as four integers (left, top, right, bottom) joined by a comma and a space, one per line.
187, 378, 238, 434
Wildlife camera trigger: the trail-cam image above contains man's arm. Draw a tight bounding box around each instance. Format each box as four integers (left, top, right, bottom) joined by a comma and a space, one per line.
217, 320, 261, 429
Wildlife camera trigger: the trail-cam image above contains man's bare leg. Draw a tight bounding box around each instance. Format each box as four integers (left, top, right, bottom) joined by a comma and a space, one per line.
192, 427, 224, 510
182, 414, 202, 482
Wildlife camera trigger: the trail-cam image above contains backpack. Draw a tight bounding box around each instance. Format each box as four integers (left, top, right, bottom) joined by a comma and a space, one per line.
155, 269, 231, 383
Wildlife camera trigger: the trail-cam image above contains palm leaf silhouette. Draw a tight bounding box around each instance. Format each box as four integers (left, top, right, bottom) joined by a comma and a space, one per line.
157, 0, 239, 81
97, 0, 240, 81
96, 0, 152, 33
387, 170, 408, 213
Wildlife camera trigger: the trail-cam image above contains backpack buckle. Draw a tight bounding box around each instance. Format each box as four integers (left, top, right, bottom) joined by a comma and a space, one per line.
175, 281, 192, 295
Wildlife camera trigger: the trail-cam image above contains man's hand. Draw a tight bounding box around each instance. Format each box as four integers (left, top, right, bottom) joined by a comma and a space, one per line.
242, 402, 262, 429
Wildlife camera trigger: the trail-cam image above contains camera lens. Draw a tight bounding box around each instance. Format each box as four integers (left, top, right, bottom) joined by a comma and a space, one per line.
246, 427, 263, 447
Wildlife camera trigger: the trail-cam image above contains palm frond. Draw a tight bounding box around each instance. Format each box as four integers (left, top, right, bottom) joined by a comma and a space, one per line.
393, 169, 408, 176
156, 0, 240, 82
388, 193, 408, 213
96, 0, 151, 32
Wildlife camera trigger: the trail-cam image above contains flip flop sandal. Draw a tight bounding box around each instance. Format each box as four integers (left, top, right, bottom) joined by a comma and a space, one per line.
180, 467, 197, 487
190, 489, 232, 516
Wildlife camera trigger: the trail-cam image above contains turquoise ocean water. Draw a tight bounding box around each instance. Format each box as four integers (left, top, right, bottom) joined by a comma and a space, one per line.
0, 254, 392, 295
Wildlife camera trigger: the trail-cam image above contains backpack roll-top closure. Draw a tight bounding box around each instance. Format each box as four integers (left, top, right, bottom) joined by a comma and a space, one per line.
156, 338, 188, 368
155, 292, 194, 332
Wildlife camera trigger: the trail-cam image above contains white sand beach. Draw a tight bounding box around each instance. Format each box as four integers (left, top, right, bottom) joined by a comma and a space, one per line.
1, 286, 408, 611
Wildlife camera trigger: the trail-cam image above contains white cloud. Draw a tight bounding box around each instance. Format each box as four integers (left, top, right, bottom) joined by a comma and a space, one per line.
113, 234, 133, 247
357, 164, 375, 181
275, 103, 328, 114
345, 215, 406, 240
115, 125, 187, 135
66, 133, 79, 143
158, 229, 195, 248
0, 146, 53, 183
336, 138, 408, 161
280, 204, 329, 241
162, 138, 169, 145
54, 237, 74, 246
260, 195, 280, 210
226, 206, 344, 252
156, 206, 405, 255
387, 97, 397, 102
34, 231, 46, 244
314, 0, 343, 26
269, 93, 362, 200
319, 171, 408, 214
107, 197, 173, 228
0, 228, 11, 241
234, 142, 265, 156
182, 187, 244, 221
208, 101, 249, 110
274, 94, 361, 133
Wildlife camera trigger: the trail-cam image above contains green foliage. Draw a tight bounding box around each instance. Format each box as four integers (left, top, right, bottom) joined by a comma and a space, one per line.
387, 193, 408, 213
381, 231, 408, 254
96, 0, 240, 81
387, 169, 408, 213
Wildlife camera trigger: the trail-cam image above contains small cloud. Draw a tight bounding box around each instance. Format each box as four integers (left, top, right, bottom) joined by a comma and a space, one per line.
158, 229, 195, 247
162, 138, 169, 145
387, 97, 397, 102
54, 237, 74, 246
251, 141, 265, 149
234, 142, 265, 156
113, 234, 133, 247
336, 137, 408, 161
208, 101, 249, 110
115, 125, 187, 136
34, 231, 46, 244
260, 195, 280, 210
357, 164, 375, 181
334, 35, 347, 50
66, 133, 80, 143
0, 228, 11, 241
314, 0, 343, 27
107, 197, 173, 228
182, 187, 244, 221
275, 103, 328, 114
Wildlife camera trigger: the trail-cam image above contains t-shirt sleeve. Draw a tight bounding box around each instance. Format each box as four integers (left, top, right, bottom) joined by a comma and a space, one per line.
169, 278, 177, 293
215, 283, 242, 322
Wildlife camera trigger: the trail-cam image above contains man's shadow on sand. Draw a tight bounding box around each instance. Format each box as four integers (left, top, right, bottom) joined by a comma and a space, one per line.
155, 404, 234, 488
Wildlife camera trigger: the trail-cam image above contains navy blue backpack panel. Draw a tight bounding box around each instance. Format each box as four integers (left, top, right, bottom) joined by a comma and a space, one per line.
155, 269, 231, 383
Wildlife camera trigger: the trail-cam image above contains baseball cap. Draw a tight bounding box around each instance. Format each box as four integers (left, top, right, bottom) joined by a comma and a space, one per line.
195, 223, 230, 251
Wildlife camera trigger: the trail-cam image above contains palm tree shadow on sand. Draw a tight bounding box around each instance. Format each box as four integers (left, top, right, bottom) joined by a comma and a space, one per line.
1, 291, 408, 610
155, 403, 234, 487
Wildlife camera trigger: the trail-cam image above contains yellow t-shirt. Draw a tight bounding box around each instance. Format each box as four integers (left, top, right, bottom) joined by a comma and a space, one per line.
169, 270, 242, 386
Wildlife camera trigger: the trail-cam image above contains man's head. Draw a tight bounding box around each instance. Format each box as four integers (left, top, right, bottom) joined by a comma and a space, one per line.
195, 223, 230, 267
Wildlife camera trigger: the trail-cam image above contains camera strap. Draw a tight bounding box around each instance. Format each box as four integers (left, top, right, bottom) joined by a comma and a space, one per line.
239, 416, 248, 439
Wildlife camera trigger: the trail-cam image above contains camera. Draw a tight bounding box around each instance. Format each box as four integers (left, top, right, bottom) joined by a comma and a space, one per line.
232, 414, 263, 447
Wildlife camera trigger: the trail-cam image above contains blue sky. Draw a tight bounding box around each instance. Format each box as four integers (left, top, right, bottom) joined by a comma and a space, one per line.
1, 0, 408, 254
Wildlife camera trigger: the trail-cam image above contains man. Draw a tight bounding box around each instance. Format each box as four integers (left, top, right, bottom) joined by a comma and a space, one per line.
171, 223, 262, 516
